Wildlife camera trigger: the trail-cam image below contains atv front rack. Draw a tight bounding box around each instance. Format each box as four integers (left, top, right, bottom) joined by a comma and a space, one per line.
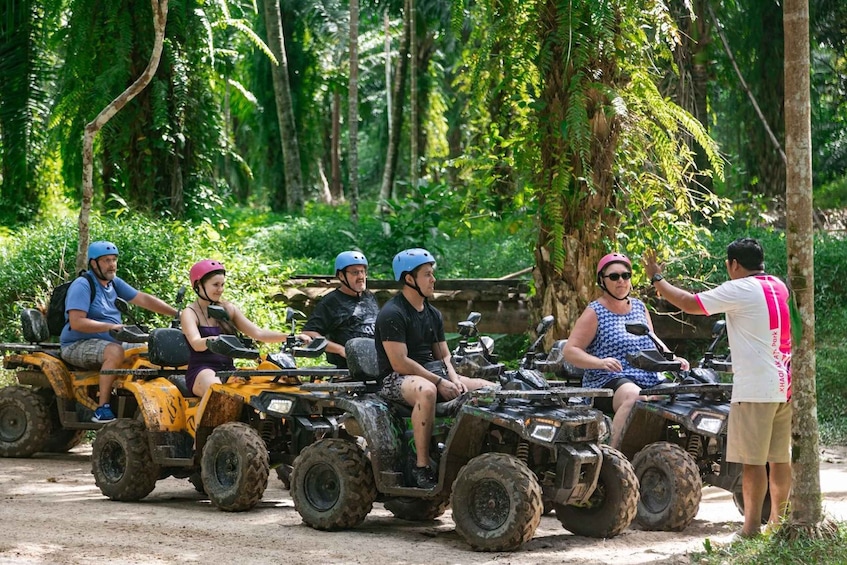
475, 387, 612, 400
217, 368, 349, 383
640, 383, 733, 397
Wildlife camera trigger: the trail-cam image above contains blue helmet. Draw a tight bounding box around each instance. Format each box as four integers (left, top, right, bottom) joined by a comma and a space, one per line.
335, 251, 368, 273
393, 248, 435, 281
88, 241, 119, 261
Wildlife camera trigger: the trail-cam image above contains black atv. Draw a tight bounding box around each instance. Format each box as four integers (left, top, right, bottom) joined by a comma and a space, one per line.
290, 336, 638, 552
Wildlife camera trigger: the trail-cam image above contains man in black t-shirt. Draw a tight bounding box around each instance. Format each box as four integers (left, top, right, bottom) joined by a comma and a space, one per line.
303, 251, 379, 368
375, 248, 490, 489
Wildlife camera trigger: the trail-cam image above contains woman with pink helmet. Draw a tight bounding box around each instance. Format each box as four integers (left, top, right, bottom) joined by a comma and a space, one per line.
180, 259, 311, 397
563, 252, 687, 448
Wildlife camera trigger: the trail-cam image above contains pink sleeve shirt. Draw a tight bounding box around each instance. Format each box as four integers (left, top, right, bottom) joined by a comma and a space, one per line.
695, 275, 791, 403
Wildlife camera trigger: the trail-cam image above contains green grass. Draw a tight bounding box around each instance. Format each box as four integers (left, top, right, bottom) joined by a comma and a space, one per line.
692, 522, 847, 564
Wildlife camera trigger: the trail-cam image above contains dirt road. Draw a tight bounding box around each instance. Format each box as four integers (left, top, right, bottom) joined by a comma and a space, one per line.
1, 446, 845, 565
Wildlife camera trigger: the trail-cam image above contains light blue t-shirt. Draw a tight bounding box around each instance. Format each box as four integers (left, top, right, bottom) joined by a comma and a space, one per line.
59, 272, 139, 346
581, 298, 660, 389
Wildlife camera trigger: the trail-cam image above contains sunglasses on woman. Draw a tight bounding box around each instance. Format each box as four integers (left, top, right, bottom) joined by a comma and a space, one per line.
603, 272, 632, 281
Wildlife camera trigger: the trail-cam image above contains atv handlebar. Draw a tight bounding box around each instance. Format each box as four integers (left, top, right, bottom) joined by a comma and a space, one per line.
206, 334, 260, 359
109, 325, 149, 343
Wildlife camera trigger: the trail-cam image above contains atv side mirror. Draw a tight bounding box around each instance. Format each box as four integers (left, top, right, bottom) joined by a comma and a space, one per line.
536, 315, 555, 335
175, 286, 186, 306
457, 320, 476, 337
467, 312, 482, 325
207, 304, 230, 321
285, 307, 306, 323
625, 322, 649, 336
115, 298, 130, 314
711, 320, 726, 338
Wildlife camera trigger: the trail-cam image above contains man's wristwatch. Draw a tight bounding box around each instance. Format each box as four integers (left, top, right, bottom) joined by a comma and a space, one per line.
650, 273, 665, 285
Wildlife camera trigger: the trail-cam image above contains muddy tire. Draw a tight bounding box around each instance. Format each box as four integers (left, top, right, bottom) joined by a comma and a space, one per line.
451, 453, 542, 552
632, 442, 702, 531
37, 389, 84, 453
0, 386, 50, 457
91, 419, 159, 501
201, 422, 269, 512
384, 493, 450, 522
732, 475, 771, 524
291, 439, 377, 530
556, 445, 638, 538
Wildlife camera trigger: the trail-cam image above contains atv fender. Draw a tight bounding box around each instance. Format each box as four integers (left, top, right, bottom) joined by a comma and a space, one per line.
617, 400, 668, 460
5, 352, 75, 400
120, 378, 194, 432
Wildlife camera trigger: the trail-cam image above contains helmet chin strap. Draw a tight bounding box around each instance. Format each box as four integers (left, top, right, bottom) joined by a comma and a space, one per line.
600, 282, 631, 302
90, 259, 108, 281
339, 272, 363, 298
194, 283, 219, 305
403, 274, 428, 299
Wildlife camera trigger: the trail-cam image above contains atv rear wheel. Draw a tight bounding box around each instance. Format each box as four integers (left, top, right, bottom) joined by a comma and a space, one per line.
451, 452, 542, 552
632, 441, 702, 531
291, 438, 377, 530
556, 445, 638, 538
732, 473, 772, 524
384, 493, 450, 521
37, 389, 84, 453
91, 419, 159, 501
201, 422, 269, 512
0, 386, 50, 457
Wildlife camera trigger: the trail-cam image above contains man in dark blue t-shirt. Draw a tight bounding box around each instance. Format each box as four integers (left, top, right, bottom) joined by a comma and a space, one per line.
375, 248, 490, 489
303, 251, 379, 368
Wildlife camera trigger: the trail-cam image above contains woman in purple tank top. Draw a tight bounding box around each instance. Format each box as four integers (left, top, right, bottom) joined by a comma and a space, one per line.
180, 260, 312, 397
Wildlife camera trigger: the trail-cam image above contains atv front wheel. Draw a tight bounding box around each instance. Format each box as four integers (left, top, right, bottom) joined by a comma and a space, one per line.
556, 445, 638, 538
451, 452, 542, 552
632, 441, 702, 531
37, 389, 84, 453
201, 422, 269, 512
384, 493, 450, 521
291, 438, 377, 530
0, 386, 50, 457
91, 419, 159, 501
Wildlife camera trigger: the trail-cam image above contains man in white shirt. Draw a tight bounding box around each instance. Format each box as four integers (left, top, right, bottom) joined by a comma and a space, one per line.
644, 238, 792, 538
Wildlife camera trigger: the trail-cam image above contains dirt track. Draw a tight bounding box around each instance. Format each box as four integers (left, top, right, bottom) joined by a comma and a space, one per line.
0, 446, 845, 565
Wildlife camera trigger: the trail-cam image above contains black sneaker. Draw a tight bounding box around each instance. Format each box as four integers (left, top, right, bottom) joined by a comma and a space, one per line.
411, 465, 437, 489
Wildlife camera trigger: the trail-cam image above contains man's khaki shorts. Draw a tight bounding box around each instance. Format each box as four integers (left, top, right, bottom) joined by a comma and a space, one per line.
61, 339, 135, 370
726, 401, 792, 465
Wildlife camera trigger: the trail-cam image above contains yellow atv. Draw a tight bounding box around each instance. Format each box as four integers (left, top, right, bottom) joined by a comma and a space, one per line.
90, 306, 346, 512
1, 308, 152, 457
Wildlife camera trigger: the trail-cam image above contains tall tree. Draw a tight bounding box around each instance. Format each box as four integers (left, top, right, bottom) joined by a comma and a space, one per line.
408, 0, 418, 189
783, 0, 833, 539
378, 3, 410, 206
348, 0, 360, 221
263, 0, 304, 212
77, 0, 168, 271
0, 0, 48, 224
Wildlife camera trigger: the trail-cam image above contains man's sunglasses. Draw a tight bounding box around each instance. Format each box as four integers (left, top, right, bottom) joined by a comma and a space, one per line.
603, 272, 632, 281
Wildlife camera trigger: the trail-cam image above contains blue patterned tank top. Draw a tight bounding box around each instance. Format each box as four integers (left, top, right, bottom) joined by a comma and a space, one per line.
581, 298, 660, 389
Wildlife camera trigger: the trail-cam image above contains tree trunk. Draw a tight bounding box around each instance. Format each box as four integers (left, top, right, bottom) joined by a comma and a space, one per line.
783, 0, 829, 538
78, 0, 168, 272
377, 4, 410, 208
409, 0, 418, 189
348, 0, 360, 222
263, 0, 304, 213
330, 90, 343, 203
533, 0, 621, 340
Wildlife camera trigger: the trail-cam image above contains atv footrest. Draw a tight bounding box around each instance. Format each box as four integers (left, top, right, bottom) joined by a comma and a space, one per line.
379, 471, 403, 488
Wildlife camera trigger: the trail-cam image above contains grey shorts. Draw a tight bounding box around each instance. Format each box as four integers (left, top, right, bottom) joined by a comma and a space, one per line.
379, 372, 410, 404
61, 339, 136, 369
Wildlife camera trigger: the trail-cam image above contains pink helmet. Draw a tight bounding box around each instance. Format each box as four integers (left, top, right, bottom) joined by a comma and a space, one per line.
190, 259, 226, 289
596, 253, 631, 284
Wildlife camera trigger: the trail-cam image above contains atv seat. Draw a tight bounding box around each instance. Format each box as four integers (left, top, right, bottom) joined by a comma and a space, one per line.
21, 308, 51, 344
388, 394, 469, 419
345, 337, 380, 382
147, 328, 191, 368
167, 375, 193, 397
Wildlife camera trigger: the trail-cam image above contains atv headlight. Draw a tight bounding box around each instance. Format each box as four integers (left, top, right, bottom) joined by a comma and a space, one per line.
267, 398, 294, 416
695, 416, 724, 435
529, 422, 558, 442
